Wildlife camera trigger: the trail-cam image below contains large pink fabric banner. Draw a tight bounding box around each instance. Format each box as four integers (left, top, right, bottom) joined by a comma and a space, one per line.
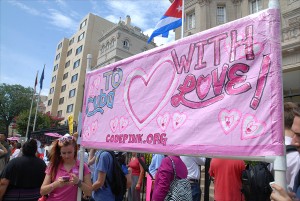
82, 9, 283, 156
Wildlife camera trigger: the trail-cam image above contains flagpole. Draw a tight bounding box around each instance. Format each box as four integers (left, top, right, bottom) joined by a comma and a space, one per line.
181, 0, 185, 39
25, 71, 38, 140
33, 64, 45, 132
33, 90, 41, 132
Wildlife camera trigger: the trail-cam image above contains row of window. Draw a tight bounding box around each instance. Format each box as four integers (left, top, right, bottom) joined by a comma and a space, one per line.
57, 31, 85, 51
53, 58, 81, 72
57, 103, 73, 117
49, 84, 76, 96
51, 73, 78, 83
55, 32, 85, 63
186, 0, 262, 30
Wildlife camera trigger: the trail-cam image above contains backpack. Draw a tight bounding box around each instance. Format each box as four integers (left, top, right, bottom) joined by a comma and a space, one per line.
241, 162, 274, 201
164, 157, 193, 201
98, 151, 127, 197
286, 145, 297, 153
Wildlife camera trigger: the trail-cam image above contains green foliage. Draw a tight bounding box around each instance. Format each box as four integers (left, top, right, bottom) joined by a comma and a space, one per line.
16, 109, 50, 136
0, 84, 34, 136
15, 110, 64, 137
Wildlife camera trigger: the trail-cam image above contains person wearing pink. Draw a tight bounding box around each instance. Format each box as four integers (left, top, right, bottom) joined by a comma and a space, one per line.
209, 158, 245, 201
152, 155, 188, 201
127, 152, 145, 201
40, 134, 92, 201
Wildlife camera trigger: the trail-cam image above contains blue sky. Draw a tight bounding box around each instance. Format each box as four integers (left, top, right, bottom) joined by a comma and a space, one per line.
0, 0, 174, 96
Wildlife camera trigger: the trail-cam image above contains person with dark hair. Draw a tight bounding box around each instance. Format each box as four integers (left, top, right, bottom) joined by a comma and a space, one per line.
10, 142, 22, 160
284, 102, 299, 191
0, 142, 8, 173
0, 139, 46, 200
128, 152, 145, 201
40, 134, 92, 201
291, 107, 300, 198
0, 134, 10, 165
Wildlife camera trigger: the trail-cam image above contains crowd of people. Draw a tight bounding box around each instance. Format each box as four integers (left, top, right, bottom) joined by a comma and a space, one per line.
0, 102, 298, 201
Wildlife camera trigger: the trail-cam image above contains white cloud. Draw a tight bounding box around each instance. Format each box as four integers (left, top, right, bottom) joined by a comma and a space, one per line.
144, 28, 175, 46
47, 9, 78, 31
9, 0, 40, 16
104, 1, 171, 30
55, 0, 67, 8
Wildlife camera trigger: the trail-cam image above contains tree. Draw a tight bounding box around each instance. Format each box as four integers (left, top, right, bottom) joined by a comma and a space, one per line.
16, 110, 64, 136
0, 84, 34, 136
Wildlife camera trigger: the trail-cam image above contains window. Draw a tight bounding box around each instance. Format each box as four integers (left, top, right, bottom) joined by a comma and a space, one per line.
78, 32, 85, 42
249, 0, 263, 14
55, 53, 60, 61
71, 74, 78, 83
65, 60, 70, 68
123, 40, 129, 49
57, 42, 62, 50
67, 49, 72, 57
49, 87, 54, 94
59, 97, 64, 105
53, 64, 58, 71
80, 19, 87, 29
73, 59, 80, 69
63, 73, 68, 80
61, 85, 66, 92
187, 12, 195, 30
57, 110, 62, 117
67, 104, 73, 113
69, 89, 76, 98
51, 75, 56, 83
47, 99, 52, 106
217, 6, 226, 25
69, 38, 74, 46
76, 45, 83, 55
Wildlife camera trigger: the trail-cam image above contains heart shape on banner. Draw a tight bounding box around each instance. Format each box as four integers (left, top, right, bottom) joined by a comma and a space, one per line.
157, 113, 170, 131
241, 114, 266, 140
173, 112, 187, 130
124, 59, 179, 130
119, 116, 129, 132
218, 109, 241, 135
110, 117, 118, 133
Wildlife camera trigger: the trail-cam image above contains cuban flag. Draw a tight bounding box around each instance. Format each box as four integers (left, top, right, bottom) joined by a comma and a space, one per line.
147, 0, 182, 43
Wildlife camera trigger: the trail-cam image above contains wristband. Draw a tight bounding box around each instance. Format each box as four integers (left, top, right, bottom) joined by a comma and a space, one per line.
77, 179, 82, 188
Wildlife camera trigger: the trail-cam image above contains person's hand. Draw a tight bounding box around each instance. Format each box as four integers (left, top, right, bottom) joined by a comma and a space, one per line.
56, 177, 70, 187
69, 173, 79, 186
136, 183, 141, 191
270, 183, 295, 201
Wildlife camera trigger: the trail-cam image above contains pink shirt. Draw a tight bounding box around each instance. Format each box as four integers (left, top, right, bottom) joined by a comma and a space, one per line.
152, 156, 188, 201
46, 160, 90, 201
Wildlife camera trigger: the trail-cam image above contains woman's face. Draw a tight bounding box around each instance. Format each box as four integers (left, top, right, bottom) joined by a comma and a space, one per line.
60, 144, 75, 162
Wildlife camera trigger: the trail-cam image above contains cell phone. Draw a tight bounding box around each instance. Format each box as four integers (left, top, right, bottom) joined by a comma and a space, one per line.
269, 182, 275, 190
62, 176, 70, 182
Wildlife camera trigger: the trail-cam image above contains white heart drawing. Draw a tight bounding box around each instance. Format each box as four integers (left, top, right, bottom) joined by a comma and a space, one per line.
173, 112, 187, 129
124, 59, 179, 130
218, 109, 242, 135
241, 114, 266, 140
110, 117, 119, 133
157, 113, 170, 131
119, 116, 129, 132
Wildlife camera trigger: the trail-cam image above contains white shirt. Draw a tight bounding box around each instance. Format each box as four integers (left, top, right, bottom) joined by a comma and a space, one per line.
285, 136, 300, 191
180, 156, 206, 180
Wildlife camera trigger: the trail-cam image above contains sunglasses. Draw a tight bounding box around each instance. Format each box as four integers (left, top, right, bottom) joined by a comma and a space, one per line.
58, 136, 73, 143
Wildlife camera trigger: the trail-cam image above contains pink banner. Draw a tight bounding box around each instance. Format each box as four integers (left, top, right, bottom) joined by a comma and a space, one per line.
82, 9, 284, 156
